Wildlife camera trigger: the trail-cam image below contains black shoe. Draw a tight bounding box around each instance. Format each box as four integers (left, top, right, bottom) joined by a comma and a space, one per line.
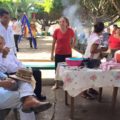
22, 101, 52, 113
89, 88, 99, 96
33, 102, 52, 113
37, 95, 46, 101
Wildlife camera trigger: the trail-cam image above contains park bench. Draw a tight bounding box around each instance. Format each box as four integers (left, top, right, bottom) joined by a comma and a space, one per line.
22, 61, 55, 70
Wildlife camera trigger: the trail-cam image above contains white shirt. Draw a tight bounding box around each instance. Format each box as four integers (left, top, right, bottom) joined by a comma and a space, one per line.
12, 20, 22, 35
0, 52, 24, 73
84, 33, 101, 59
0, 23, 16, 54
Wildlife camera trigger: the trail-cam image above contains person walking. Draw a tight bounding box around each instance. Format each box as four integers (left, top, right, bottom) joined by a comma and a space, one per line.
11, 18, 22, 52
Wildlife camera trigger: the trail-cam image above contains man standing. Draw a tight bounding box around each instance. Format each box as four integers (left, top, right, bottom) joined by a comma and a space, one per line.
0, 9, 16, 55
11, 18, 22, 52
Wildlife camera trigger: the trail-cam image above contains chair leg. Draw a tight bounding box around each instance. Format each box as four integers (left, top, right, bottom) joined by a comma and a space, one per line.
112, 87, 118, 109
13, 109, 19, 120
98, 87, 103, 102
65, 91, 69, 105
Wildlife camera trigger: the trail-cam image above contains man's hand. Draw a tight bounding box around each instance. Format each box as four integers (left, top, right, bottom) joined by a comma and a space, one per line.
1, 78, 16, 90
2, 47, 10, 58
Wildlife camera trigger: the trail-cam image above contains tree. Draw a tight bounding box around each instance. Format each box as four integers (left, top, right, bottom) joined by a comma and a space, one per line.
1, 0, 120, 28
80, 0, 118, 23
35, 0, 63, 30
0, 0, 38, 18
109, 0, 120, 16
64, 0, 120, 26
0, 0, 63, 29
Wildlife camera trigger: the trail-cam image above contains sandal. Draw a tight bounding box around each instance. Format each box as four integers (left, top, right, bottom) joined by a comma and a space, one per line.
80, 91, 95, 100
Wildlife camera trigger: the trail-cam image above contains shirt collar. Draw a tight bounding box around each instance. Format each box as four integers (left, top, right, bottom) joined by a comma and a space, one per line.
0, 22, 9, 30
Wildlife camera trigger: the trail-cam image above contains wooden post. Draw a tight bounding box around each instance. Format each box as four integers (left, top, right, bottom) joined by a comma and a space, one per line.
65, 91, 69, 105
70, 97, 74, 119
112, 87, 118, 109
98, 87, 103, 102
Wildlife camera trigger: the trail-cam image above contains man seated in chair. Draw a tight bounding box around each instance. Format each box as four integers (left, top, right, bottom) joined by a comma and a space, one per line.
0, 34, 46, 101
0, 71, 52, 120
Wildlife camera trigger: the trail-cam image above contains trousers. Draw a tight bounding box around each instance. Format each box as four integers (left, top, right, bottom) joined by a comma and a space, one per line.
0, 81, 36, 120
7, 69, 42, 99
14, 34, 20, 52
33, 69, 42, 98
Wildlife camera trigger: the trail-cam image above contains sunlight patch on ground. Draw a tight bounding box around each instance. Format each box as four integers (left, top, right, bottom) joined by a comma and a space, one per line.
17, 36, 82, 61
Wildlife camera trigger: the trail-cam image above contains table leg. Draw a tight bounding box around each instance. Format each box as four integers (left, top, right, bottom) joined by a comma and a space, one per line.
70, 97, 74, 119
112, 87, 118, 109
98, 87, 103, 102
65, 91, 69, 105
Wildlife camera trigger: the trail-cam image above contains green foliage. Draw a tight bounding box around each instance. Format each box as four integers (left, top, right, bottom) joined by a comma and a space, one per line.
35, 0, 63, 28
116, 20, 120, 26
0, 0, 37, 18
76, 0, 119, 24
0, 0, 61, 23
1, 0, 120, 27
43, 0, 53, 13
51, 0, 63, 12
35, 0, 54, 13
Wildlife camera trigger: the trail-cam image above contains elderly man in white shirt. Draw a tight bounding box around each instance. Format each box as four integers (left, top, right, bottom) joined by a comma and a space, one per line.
0, 36, 52, 120
0, 9, 16, 55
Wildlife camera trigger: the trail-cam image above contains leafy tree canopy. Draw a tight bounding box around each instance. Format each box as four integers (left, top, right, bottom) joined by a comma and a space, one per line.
0, 0, 120, 27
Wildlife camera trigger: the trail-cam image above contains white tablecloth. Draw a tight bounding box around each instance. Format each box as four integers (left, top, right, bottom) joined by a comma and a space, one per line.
55, 62, 120, 97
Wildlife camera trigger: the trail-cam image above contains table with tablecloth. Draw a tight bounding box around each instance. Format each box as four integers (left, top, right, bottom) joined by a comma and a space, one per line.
55, 62, 120, 118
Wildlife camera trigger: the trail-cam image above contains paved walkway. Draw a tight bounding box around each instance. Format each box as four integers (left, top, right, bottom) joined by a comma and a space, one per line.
17, 36, 82, 61
6, 86, 120, 120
